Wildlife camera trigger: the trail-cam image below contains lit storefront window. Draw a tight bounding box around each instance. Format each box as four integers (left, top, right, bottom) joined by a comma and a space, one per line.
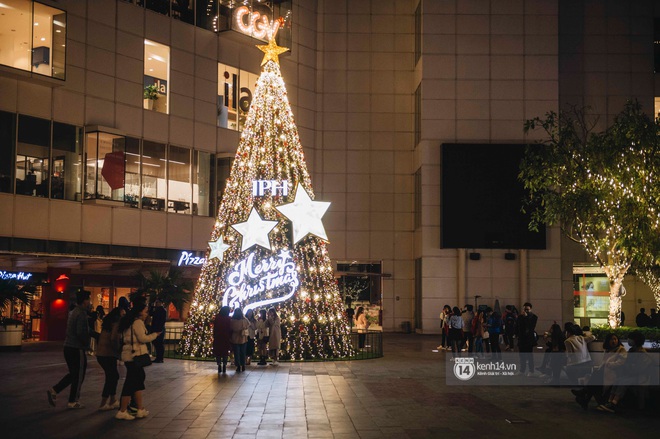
573, 264, 611, 328
0, 0, 66, 79
144, 39, 170, 114
217, 63, 257, 131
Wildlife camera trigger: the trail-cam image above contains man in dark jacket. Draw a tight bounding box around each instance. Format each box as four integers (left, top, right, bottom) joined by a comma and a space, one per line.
516, 302, 538, 376
150, 299, 167, 363
47, 289, 91, 409
635, 308, 651, 327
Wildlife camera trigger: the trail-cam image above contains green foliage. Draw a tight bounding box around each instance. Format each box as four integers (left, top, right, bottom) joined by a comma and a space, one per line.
591, 325, 660, 343
143, 84, 159, 100
134, 268, 192, 316
0, 279, 35, 314
520, 100, 660, 275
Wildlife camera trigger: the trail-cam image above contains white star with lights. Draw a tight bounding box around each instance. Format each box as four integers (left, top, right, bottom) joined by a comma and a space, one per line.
231, 207, 278, 252
275, 183, 331, 244
208, 236, 230, 262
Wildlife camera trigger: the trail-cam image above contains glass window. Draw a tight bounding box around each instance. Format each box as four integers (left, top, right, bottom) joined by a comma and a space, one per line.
146, 0, 170, 16
167, 145, 191, 214
196, 0, 218, 31
0, 111, 16, 194
193, 150, 213, 216
0, 0, 66, 79
172, 0, 194, 24
85, 132, 125, 202
216, 156, 233, 209
218, 63, 239, 130
144, 40, 170, 114
217, 63, 257, 131
124, 137, 141, 208
141, 140, 166, 211
16, 115, 50, 197
0, 0, 32, 72
573, 265, 611, 328
51, 122, 82, 200
33, 2, 67, 79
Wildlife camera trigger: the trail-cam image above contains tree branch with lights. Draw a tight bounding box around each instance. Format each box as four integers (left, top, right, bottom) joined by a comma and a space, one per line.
520, 101, 660, 328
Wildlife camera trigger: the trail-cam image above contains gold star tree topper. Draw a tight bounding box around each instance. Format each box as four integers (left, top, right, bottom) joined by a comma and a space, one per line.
257, 19, 289, 66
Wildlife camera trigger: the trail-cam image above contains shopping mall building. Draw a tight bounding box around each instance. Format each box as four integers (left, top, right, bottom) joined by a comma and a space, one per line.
0, 0, 657, 341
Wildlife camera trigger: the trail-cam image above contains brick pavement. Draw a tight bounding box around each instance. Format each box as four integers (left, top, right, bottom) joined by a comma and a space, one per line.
0, 334, 656, 439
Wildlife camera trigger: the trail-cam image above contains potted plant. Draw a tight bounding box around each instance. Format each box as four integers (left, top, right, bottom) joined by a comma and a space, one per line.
0, 279, 34, 351
143, 84, 159, 110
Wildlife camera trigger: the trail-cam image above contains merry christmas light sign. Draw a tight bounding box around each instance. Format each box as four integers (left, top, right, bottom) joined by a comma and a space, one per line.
223, 249, 299, 314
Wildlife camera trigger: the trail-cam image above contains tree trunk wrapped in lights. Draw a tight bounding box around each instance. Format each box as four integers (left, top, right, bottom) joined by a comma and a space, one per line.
520, 101, 660, 329
180, 29, 353, 360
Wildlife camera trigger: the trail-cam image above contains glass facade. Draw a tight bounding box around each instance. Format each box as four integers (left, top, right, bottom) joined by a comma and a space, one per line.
141, 140, 167, 211
167, 145, 192, 214
17, 115, 50, 197
120, 0, 292, 47
51, 122, 82, 201
0, 0, 67, 79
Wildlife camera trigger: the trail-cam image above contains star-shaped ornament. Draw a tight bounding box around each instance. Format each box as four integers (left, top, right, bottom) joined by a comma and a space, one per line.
275, 183, 331, 244
231, 207, 279, 252
257, 35, 289, 66
208, 236, 230, 262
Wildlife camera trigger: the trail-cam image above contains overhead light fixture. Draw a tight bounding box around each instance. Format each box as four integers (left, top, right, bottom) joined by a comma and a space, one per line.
469, 252, 481, 261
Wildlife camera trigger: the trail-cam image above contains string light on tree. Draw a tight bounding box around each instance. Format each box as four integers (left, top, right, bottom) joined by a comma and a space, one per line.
179, 22, 353, 360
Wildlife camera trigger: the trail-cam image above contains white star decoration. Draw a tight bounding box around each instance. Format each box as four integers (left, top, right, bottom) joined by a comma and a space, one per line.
275, 183, 331, 244
208, 236, 230, 262
231, 207, 278, 252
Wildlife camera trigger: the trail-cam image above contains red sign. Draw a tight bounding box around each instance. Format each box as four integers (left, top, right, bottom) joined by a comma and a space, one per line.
101, 151, 125, 190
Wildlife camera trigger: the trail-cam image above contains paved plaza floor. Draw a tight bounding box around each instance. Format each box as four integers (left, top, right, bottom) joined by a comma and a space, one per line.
0, 334, 656, 439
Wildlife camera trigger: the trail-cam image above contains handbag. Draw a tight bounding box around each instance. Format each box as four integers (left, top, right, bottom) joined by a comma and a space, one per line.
131, 325, 152, 367
483, 330, 490, 338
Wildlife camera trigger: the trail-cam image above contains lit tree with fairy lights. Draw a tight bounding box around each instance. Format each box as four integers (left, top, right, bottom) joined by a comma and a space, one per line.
180, 25, 353, 359
520, 101, 660, 329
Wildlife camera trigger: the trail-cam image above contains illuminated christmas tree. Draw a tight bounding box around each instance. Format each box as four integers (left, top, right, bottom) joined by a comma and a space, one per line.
180, 27, 353, 360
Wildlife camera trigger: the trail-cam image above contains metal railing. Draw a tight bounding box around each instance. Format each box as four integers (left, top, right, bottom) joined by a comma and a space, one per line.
161, 327, 383, 361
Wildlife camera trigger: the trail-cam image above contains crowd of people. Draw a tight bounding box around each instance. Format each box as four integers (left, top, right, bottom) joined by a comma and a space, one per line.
438, 302, 538, 370
213, 306, 285, 374
46, 291, 164, 421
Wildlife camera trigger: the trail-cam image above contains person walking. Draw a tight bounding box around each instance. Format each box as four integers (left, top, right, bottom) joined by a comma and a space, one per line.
255, 309, 269, 365
230, 308, 250, 373
47, 289, 91, 409
115, 303, 161, 420
150, 299, 167, 363
213, 306, 232, 374
267, 308, 282, 365
96, 308, 122, 410
516, 302, 538, 376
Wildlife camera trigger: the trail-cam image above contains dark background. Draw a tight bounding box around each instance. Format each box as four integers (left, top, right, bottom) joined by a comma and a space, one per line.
441, 143, 546, 250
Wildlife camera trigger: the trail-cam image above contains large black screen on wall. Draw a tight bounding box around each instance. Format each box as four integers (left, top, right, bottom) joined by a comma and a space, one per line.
441, 143, 546, 249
